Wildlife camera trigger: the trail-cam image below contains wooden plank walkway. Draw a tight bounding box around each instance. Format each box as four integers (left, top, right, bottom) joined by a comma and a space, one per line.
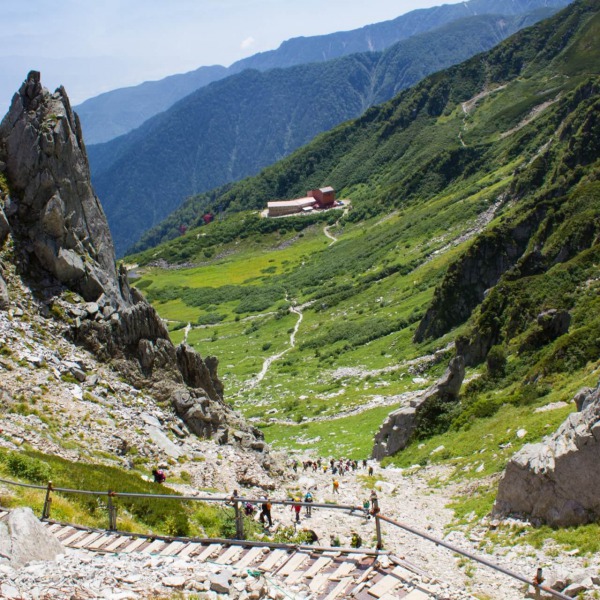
8, 515, 443, 600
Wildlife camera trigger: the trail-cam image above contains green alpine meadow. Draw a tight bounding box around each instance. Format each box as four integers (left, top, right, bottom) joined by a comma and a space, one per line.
128, 0, 599, 478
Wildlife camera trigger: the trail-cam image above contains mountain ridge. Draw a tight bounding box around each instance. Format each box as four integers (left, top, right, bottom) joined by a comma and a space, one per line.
75, 0, 571, 145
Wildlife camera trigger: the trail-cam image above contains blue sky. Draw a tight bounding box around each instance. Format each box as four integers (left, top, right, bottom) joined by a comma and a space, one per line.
0, 0, 459, 114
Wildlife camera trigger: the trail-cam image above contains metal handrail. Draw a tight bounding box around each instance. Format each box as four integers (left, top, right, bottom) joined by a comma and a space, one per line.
0, 475, 568, 597
0, 477, 363, 511
378, 514, 571, 600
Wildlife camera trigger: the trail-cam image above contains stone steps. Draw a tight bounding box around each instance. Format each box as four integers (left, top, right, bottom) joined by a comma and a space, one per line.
42, 520, 438, 599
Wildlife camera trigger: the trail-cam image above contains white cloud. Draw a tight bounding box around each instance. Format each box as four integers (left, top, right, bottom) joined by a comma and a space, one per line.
240, 36, 256, 50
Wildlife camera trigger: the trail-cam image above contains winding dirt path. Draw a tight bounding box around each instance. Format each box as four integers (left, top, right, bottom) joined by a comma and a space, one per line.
243, 304, 304, 391
323, 224, 338, 245
323, 204, 350, 246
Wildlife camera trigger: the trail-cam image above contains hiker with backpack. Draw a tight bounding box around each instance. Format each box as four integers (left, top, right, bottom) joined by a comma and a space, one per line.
292, 498, 302, 523
259, 497, 273, 527
152, 467, 166, 484
304, 491, 313, 517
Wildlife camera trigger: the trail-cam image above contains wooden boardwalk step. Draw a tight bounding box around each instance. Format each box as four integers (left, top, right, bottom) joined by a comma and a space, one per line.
45, 523, 64, 534
304, 556, 332, 579
103, 535, 131, 552
277, 552, 310, 577
61, 529, 90, 546
349, 565, 375, 597
367, 566, 408, 598
72, 532, 103, 549
234, 546, 264, 568
54, 526, 75, 540
196, 543, 222, 562
214, 545, 244, 564
323, 576, 353, 600
259, 549, 289, 572
162, 541, 187, 556
329, 560, 357, 581
119, 537, 147, 554
309, 572, 330, 594
141, 539, 167, 554
87, 534, 114, 550
177, 542, 201, 558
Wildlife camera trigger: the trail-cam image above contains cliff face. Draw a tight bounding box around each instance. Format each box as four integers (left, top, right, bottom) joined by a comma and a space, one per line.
0, 72, 261, 448
0, 71, 123, 304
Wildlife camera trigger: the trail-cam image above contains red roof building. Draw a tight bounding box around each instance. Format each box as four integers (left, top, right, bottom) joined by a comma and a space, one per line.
308, 187, 336, 207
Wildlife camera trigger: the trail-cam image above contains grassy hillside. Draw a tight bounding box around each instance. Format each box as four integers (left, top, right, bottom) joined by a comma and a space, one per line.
126, 0, 599, 472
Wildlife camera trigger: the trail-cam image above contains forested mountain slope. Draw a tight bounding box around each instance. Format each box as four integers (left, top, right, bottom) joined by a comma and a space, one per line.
76, 0, 570, 144
138, 0, 598, 255
91, 10, 559, 256
126, 0, 599, 472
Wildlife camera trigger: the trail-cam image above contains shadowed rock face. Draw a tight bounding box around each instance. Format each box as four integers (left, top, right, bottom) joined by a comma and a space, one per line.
372, 356, 465, 460
0, 72, 261, 446
493, 382, 600, 527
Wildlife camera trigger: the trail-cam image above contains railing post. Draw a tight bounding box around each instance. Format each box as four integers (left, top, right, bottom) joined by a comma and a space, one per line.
234, 494, 244, 540
533, 567, 544, 600
41, 481, 53, 520
107, 491, 117, 531
370, 491, 383, 550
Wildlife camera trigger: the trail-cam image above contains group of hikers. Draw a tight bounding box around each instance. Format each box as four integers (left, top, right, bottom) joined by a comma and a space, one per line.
152, 456, 379, 548
291, 457, 375, 477
243, 488, 378, 550
237, 492, 312, 527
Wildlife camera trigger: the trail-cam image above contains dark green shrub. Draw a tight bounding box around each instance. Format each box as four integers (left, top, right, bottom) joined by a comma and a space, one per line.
1, 451, 52, 483
486, 345, 507, 379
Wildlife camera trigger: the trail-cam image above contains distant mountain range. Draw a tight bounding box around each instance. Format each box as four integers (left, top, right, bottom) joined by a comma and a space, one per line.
76, 0, 571, 145
88, 7, 569, 256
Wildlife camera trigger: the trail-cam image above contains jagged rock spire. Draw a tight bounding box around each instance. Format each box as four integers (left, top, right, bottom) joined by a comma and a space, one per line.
0, 71, 125, 306
0, 72, 263, 448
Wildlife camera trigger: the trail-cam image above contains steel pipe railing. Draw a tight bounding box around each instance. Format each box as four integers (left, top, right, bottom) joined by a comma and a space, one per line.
378, 514, 571, 600
0, 475, 569, 597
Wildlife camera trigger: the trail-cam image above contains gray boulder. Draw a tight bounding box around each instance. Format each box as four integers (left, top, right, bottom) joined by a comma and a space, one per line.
494, 381, 600, 527
0, 507, 64, 567
0, 274, 8, 310
372, 356, 465, 459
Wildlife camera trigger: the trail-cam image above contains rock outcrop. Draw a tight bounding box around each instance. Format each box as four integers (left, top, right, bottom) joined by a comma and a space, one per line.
372, 356, 465, 459
493, 381, 600, 527
413, 211, 544, 345
0, 71, 123, 305
0, 72, 260, 447
0, 508, 64, 567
